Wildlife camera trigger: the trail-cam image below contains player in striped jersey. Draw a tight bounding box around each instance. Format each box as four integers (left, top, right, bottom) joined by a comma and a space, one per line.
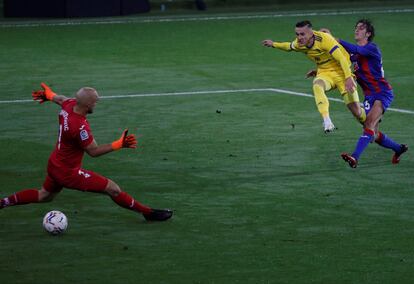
262, 20, 366, 133
330, 19, 408, 168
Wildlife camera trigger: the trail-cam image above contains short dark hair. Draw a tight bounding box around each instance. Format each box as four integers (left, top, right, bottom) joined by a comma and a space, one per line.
356, 19, 375, 41
296, 20, 312, 28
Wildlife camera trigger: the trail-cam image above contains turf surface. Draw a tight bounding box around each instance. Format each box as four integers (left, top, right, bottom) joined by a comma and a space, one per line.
1, 6, 414, 284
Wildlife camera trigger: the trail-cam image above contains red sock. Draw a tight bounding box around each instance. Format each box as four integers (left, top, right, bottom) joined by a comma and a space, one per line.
2, 189, 39, 207
111, 191, 152, 214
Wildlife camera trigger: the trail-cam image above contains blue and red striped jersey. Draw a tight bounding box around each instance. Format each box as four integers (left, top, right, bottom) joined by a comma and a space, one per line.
339, 39, 392, 96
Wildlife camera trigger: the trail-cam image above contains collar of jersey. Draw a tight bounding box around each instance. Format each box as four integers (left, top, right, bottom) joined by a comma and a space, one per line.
71, 106, 86, 118
306, 35, 315, 49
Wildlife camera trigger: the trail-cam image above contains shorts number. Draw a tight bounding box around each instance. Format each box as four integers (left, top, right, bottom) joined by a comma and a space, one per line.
364, 100, 371, 111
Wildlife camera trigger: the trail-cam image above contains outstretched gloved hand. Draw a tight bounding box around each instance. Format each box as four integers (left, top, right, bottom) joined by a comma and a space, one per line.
111, 129, 137, 150
32, 82, 57, 104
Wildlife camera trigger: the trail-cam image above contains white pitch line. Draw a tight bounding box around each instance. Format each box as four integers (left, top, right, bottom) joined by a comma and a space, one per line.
0, 8, 413, 28
267, 88, 414, 114
102, 88, 271, 99
1, 87, 413, 115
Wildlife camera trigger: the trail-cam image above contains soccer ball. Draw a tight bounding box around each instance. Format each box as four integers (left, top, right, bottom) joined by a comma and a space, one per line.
42, 210, 68, 235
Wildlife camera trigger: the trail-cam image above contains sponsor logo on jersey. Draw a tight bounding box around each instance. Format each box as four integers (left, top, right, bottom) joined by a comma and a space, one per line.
80, 129, 89, 141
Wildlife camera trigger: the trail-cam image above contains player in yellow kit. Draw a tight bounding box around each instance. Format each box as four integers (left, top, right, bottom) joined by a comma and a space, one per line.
262, 20, 366, 133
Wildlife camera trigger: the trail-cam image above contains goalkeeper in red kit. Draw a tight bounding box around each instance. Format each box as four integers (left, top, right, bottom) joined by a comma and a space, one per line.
0, 83, 173, 221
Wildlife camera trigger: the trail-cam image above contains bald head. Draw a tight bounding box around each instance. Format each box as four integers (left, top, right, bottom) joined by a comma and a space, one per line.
75, 87, 99, 114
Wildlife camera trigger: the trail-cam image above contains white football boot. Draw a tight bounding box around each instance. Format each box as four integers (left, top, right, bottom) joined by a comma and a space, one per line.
322, 117, 336, 133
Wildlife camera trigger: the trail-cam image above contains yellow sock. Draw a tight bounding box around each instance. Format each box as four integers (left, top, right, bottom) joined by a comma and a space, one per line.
358, 107, 366, 124
312, 84, 330, 118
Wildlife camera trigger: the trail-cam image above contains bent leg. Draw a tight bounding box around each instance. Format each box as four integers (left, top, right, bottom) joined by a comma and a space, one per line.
364, 100, 408, 163
38, 187, 59, 202
336, 73, 365, 123
376, 131, 404, 153
343, 91, 366, 124
346, 101, 366, 124
375, 127, 407, 164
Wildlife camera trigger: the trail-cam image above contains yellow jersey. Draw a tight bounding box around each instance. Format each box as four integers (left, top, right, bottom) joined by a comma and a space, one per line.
272, 31, 352, 79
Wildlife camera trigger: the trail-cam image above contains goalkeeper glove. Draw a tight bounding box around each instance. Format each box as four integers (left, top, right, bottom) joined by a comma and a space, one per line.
32, 82, 57, 104
111, 129, 137, 150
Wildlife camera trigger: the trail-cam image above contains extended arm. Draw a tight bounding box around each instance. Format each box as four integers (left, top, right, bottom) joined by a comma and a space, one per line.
339, 39, 379, 58
85, 129, 137, 157
32, 83, 69, 106
262, 39, 294, 51
85, 139, 113, 157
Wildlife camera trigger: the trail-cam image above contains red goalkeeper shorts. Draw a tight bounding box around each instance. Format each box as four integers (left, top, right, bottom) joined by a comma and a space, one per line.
43, 167, 109, 193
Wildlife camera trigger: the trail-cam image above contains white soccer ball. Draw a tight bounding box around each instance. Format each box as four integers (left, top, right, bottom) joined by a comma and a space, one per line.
42, 210, 68, 235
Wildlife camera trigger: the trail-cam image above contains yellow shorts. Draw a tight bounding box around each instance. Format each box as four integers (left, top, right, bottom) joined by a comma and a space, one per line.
313, 70, 360, 105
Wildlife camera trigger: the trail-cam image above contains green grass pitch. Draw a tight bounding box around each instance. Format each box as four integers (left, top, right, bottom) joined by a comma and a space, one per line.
1, 6, 414, 284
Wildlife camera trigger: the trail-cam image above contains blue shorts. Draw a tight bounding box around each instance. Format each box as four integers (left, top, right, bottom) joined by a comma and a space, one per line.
363, 91, 394, 114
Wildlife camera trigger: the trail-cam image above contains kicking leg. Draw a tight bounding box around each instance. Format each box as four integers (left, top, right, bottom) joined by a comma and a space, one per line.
346, 101, 366, 124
